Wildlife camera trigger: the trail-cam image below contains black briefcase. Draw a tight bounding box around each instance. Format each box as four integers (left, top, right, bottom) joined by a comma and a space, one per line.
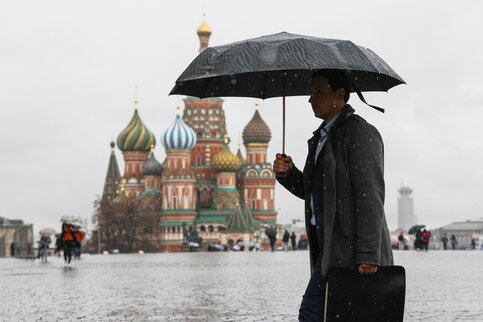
324, 266, 406, 322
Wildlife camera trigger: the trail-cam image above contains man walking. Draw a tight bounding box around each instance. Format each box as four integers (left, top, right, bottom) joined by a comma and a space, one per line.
441, 233, 449, 250
290, 232, 297, 251
273, 70, 393, 321
282, 229, 290, 251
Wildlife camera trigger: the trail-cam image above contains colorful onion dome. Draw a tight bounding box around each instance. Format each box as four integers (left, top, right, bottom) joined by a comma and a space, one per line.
162, 110, 197, 150
197, 15, 212, 36
242, 105, 271, 144
141, 147, 162, 176
117, 105, 156, 152
212, 136, 241, 172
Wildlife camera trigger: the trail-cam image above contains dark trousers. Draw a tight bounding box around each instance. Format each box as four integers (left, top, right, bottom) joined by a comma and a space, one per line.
63, 241, 73, 263
299, 265, 326, 321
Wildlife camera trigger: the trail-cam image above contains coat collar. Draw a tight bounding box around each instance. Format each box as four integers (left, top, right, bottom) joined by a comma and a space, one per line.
311, 104, 355, 135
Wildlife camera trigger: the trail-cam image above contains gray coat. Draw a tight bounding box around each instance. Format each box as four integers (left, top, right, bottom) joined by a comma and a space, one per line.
278, 105, 393, 276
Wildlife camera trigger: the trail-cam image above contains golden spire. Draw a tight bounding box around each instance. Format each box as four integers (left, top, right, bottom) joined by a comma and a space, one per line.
120, 184, 125, 192
176, 105, 181, 115
150, 144, 154, 152
223, 134, 229, 145
134, 85, 139, 109
255, 101, 260, 110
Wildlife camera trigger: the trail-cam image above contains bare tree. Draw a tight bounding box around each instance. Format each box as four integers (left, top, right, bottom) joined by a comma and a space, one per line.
95, 195, 161, 253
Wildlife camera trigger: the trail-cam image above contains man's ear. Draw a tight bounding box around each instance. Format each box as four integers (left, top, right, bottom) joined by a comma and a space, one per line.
338, 88, 346, 102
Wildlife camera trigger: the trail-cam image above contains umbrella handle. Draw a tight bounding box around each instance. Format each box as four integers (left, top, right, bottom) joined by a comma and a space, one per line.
282, 95, 286, 155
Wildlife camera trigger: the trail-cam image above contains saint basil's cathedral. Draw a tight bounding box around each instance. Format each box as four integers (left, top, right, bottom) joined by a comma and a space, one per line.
98, 17, 277, 252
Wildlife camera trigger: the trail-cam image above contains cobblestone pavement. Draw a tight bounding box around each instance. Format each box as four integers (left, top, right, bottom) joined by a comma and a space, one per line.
1, 250, 482, 321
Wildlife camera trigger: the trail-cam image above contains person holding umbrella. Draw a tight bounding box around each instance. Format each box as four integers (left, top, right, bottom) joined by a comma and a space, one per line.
272, 69, 394, 320
170, 32, 404, 320
60, 219, 76, 267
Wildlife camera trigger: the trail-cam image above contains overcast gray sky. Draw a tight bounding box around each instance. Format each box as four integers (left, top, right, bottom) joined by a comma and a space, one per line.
1, 0, 482, 235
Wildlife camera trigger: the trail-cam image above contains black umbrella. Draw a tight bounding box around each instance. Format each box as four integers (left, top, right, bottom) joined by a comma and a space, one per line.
170, 32, 405, 153
408, 225, 426, 235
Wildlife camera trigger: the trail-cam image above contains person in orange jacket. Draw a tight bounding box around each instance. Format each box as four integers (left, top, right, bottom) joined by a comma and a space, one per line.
61, 222, 75, 266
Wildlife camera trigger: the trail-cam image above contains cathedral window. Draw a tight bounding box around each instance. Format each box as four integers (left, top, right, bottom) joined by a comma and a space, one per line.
200, 225, 206, 232
261, 170, 271, 177
173, 197, 177, 210
251, 200, 256, 210
208, 225, 214, 232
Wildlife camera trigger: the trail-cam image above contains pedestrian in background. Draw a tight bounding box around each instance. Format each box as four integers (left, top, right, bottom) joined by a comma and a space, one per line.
265, 226, 277, 252
421, 229, 431, 251
450, 235, 458, 250
61, 222, 75, 267
282, 230, 290, 251
290, 232, 297, 251
441, 233, 449, 250
398, 232, 405, 250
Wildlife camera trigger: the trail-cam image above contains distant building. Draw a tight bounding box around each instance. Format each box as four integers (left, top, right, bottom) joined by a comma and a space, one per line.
397, 185, 416, 231
432, 220, 483, 250
0, 216, 34, 257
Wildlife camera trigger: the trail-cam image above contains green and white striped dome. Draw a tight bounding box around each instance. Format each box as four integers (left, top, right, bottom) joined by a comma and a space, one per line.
117, 108, 156, 152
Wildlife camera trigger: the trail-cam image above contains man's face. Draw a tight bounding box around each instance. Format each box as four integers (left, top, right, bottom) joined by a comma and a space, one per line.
308, 77, 340, 121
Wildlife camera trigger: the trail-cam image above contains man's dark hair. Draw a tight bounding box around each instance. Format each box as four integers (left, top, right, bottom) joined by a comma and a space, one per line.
311, 69, 350, 103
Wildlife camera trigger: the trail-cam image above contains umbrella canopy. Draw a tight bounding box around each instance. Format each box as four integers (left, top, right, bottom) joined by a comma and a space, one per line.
408, 225, 426, 235
39, 227, 56, 236
170, 32, 405, 99
170, 32, 405, 153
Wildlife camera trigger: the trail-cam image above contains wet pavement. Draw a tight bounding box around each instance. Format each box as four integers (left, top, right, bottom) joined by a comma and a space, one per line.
1, 250, 482, 321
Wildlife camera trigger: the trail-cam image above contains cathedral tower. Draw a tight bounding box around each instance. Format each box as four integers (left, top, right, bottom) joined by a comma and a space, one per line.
211, 135, 241, 210
240, 103, 277, 223
102, 141, 121, 201
197, 13, 212, 53
116, 99, 156, 197
161, 108, 198, 223
183, 16, 227, 208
